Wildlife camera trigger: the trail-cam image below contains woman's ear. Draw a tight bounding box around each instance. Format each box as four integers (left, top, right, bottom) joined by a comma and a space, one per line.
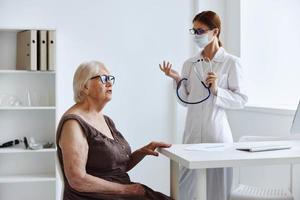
213, 28, 219, 36
82, 83, 89, 95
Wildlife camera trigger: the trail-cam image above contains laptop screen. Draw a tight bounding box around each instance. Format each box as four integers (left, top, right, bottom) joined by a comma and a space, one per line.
290, 101, 300, 134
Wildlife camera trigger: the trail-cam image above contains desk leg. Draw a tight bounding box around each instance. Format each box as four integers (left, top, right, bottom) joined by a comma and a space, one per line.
170, 160, 179, 200
198, 168, 207, 200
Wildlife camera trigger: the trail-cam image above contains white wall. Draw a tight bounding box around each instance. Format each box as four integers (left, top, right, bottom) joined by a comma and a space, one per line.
241, 0, 300, 109
225, 0, 240, 56
0, 0, 193, 198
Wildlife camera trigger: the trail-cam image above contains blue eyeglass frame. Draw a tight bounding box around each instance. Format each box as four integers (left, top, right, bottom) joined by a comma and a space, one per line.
90, 75, 115, 85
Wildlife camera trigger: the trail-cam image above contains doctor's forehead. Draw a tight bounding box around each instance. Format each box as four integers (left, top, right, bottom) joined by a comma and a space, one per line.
193, 21, 209, 29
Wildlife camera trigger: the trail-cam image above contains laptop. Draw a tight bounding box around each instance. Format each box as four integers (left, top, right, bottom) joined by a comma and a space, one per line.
236, 144, 291, 152
290, 100, 300, 134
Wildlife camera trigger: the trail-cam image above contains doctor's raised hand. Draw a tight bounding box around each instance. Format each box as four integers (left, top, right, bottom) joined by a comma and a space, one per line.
159, 61, 181, 83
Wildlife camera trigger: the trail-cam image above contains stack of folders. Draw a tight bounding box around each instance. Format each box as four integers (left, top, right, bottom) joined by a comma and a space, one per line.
16, 30, 56, 71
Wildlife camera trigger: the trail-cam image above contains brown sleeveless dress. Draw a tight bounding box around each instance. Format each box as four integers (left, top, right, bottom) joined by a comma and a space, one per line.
56, 114, 172, 200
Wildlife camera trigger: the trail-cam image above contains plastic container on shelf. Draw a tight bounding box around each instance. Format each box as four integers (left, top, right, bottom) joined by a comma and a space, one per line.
0, 93, 22, 106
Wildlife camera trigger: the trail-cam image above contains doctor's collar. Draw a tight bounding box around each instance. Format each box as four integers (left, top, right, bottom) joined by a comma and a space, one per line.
211, 47, 225, 62
192, 47, 226, 63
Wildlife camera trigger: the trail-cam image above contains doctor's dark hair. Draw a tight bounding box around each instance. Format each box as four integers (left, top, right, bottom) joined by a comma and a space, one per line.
193, 11, 222, 47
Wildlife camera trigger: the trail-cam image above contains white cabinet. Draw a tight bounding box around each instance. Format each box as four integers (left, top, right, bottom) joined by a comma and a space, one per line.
0, 28, 57, 200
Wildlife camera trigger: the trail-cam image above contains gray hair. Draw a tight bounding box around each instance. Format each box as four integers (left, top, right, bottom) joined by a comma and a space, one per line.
73, 61, 106, 103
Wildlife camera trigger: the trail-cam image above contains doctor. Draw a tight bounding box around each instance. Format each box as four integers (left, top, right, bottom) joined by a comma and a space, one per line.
159, 11, 248, 200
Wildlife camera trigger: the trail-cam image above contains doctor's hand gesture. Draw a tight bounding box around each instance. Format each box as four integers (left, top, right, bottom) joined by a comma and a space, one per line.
206, 72, 218, 95
159, 61, 181, 83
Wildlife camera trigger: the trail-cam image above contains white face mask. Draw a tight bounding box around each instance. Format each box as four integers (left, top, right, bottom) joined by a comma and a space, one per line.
193, 33, 213, 49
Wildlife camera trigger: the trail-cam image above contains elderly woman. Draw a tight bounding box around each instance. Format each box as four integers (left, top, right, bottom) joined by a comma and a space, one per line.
56, 61, 172, 200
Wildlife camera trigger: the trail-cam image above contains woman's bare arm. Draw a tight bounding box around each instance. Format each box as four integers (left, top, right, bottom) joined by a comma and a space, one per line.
59, 120, 144, 195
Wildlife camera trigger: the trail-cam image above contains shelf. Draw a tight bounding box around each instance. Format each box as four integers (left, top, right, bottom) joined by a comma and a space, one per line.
0, 174, 56, 183
0, 27, 56, 31
0, 70, 55, 74
0, 106, 55, 110
0, 147, 56, 154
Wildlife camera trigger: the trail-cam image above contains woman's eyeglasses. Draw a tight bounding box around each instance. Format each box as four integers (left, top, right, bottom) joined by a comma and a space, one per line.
90, 75, 115, 85
189, 28, 210, 35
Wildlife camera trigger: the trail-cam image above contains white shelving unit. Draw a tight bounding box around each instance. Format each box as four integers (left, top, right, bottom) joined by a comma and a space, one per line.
0, 28, 57, 200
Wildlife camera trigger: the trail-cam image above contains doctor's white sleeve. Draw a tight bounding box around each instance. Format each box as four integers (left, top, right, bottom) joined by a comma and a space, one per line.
214, 59, 248, 109
173, 61, 190, 107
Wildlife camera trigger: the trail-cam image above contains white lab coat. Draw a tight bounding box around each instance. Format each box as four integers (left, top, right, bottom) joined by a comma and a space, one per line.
175, 47, 248, 200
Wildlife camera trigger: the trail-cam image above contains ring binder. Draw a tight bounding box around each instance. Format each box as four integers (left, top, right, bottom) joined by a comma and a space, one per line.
37, 30, 47, 71
16, 30, 37, 71
47, 30, 56, 71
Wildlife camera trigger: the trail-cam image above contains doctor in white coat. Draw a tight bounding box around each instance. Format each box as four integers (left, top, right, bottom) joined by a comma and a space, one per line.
159, 11, 248, 200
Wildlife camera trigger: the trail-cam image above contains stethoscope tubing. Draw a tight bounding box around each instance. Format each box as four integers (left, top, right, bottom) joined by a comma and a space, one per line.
176, 78, 211, 104
176, 59, 212, 104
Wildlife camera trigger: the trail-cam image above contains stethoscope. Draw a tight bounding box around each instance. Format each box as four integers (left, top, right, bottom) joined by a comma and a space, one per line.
176, 58, 213, 104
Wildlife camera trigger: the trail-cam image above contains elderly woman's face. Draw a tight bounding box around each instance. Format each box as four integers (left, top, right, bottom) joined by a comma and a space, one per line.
86, 67, 113, 103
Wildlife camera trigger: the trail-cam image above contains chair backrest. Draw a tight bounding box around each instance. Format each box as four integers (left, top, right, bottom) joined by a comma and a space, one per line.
239, 135, 300, 142
56, 155, 65, 200
236, 135, 295, 191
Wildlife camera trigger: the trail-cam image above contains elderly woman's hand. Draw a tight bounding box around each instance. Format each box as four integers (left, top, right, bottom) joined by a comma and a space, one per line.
126, 141, 172, 171
140, 141, 171, 157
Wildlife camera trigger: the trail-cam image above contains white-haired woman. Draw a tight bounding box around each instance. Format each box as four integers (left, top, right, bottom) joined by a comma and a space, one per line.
56, 61, 172, 200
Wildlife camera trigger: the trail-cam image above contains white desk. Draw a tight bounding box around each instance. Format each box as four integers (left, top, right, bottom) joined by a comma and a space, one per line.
158, 140, 300, 200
